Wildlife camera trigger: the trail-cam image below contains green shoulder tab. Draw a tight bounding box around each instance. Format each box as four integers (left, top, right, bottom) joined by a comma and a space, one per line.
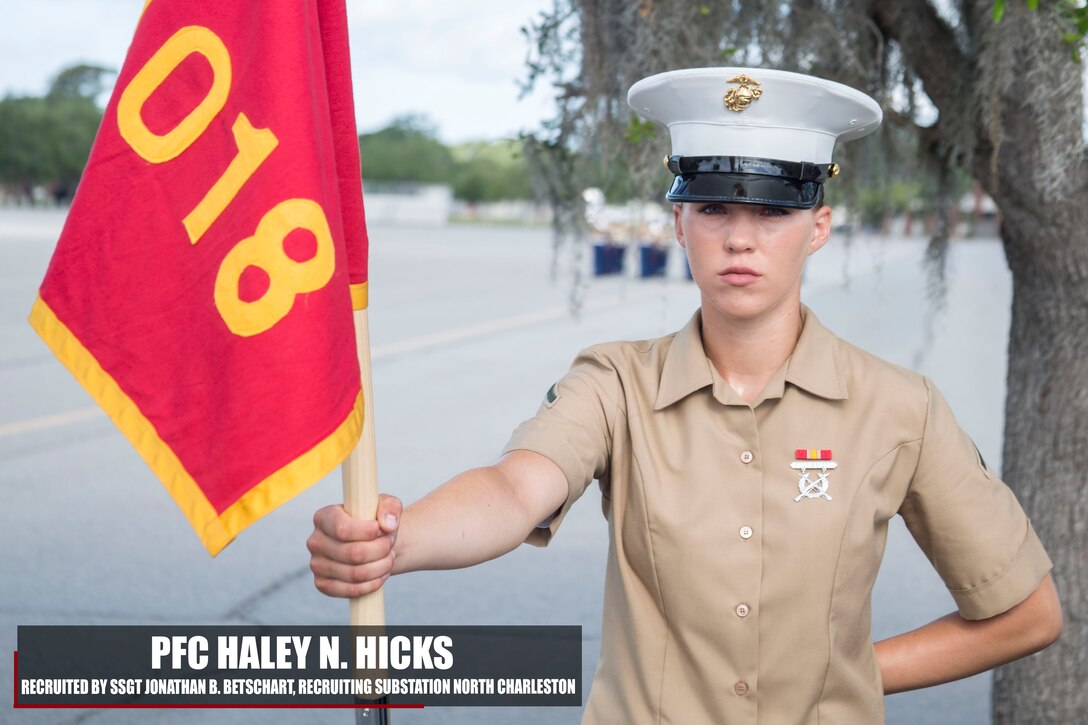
545, 383, 559, 407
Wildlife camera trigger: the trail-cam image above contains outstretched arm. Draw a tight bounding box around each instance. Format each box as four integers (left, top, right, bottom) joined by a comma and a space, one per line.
875, 574, 1062, 694
308, 450, 569, 598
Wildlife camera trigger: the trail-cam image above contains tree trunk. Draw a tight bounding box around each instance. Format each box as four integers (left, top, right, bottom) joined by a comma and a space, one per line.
873, 1, 1088, 720
995, 217, 1088, 724
984, 5, 1088, 723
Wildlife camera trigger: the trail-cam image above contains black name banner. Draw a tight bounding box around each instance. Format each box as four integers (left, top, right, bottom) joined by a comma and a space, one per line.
15, 625, 581, 708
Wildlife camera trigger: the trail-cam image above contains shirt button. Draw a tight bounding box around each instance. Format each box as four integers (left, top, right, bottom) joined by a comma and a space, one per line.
740, 450, 754, 464
739, 526, 753, 539
736, 603, 750, 618
734, 681, 749, 696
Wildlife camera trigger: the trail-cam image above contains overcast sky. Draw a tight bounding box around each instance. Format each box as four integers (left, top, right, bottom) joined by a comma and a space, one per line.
4, 2, 1084, 145
0, 0, 558, 144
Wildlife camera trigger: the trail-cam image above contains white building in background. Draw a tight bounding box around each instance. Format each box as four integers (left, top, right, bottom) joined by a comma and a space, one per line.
362, 182, 452, 226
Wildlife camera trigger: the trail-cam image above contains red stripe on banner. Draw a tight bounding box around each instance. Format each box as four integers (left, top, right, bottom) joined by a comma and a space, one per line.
795, 449, 806, 459
15, 704, 423, 709
821, 450, 832, 460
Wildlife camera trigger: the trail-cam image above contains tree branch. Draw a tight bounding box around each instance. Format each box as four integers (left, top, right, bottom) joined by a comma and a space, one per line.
868, 0, 972, 123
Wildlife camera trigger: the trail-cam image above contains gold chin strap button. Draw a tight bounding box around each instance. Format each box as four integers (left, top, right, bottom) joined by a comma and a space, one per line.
663, 155, 670, 169
827, 162, 840, 178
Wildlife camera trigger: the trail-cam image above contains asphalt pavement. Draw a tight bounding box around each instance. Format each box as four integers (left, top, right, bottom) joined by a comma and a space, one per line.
1, 208, 1014, 724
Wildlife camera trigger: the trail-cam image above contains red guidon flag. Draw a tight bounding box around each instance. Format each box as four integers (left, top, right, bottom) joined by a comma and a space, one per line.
29, 0, 369, 555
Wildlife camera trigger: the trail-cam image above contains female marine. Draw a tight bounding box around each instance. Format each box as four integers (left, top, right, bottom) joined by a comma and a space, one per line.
308, 68, 1061, 723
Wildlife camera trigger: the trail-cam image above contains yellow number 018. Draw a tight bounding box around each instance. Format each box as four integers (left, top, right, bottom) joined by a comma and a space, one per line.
214, 199, 335, 337
117, 24, 335, 337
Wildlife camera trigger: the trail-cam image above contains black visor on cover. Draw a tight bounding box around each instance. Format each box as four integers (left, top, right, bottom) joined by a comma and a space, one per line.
664, 156, 830, 209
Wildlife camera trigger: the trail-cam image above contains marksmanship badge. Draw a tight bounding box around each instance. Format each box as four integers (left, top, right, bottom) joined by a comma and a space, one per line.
723, 75, 763, 112
791, 449, 836, 502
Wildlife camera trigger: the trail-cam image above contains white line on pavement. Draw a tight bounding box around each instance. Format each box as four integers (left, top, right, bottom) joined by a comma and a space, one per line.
0, 406, 105, 437
2, 284, 690, 439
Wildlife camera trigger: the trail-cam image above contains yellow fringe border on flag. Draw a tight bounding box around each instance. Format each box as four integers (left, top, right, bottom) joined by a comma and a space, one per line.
28, 295, 364, 556
350, 281, 368, 310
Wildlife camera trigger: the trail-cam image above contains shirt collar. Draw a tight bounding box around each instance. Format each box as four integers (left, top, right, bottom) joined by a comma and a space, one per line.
654, 311, 713, 410
786, 306, 849, 401
654, 306, 848, 411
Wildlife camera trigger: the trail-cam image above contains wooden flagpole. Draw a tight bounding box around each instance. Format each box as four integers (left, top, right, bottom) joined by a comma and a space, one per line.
341, 306, 389, 723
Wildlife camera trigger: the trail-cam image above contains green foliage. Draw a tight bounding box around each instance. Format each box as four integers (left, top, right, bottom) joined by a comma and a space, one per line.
0, 83, 535, 203
578, 154, 663, 203
359, 115, 533, 201
0, 63, 112, 193
995, 0, 1088, 60
625, 117, 657, 144
358, 114, 456, 184
0, 94, 102, 189
450, 140, 533, 203
1060, 0, 1088, 60
855, 181, 925, 227
47, 64, 115, 100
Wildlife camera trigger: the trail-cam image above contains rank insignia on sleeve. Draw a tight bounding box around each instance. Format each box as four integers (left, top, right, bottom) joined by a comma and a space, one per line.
544, 383, 559, 408
791, 449, 836, 501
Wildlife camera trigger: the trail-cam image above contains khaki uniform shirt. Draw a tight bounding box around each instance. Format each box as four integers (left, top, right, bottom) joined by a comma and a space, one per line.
503, 307, 1052, 725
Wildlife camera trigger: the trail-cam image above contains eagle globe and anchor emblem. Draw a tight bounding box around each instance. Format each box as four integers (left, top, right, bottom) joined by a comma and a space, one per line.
723, 74, 763, 112
791, 449, 836, 502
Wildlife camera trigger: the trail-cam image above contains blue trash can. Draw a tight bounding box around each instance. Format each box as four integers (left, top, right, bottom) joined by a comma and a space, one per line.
639, 244, 668, 278
593, 242, 626, 276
